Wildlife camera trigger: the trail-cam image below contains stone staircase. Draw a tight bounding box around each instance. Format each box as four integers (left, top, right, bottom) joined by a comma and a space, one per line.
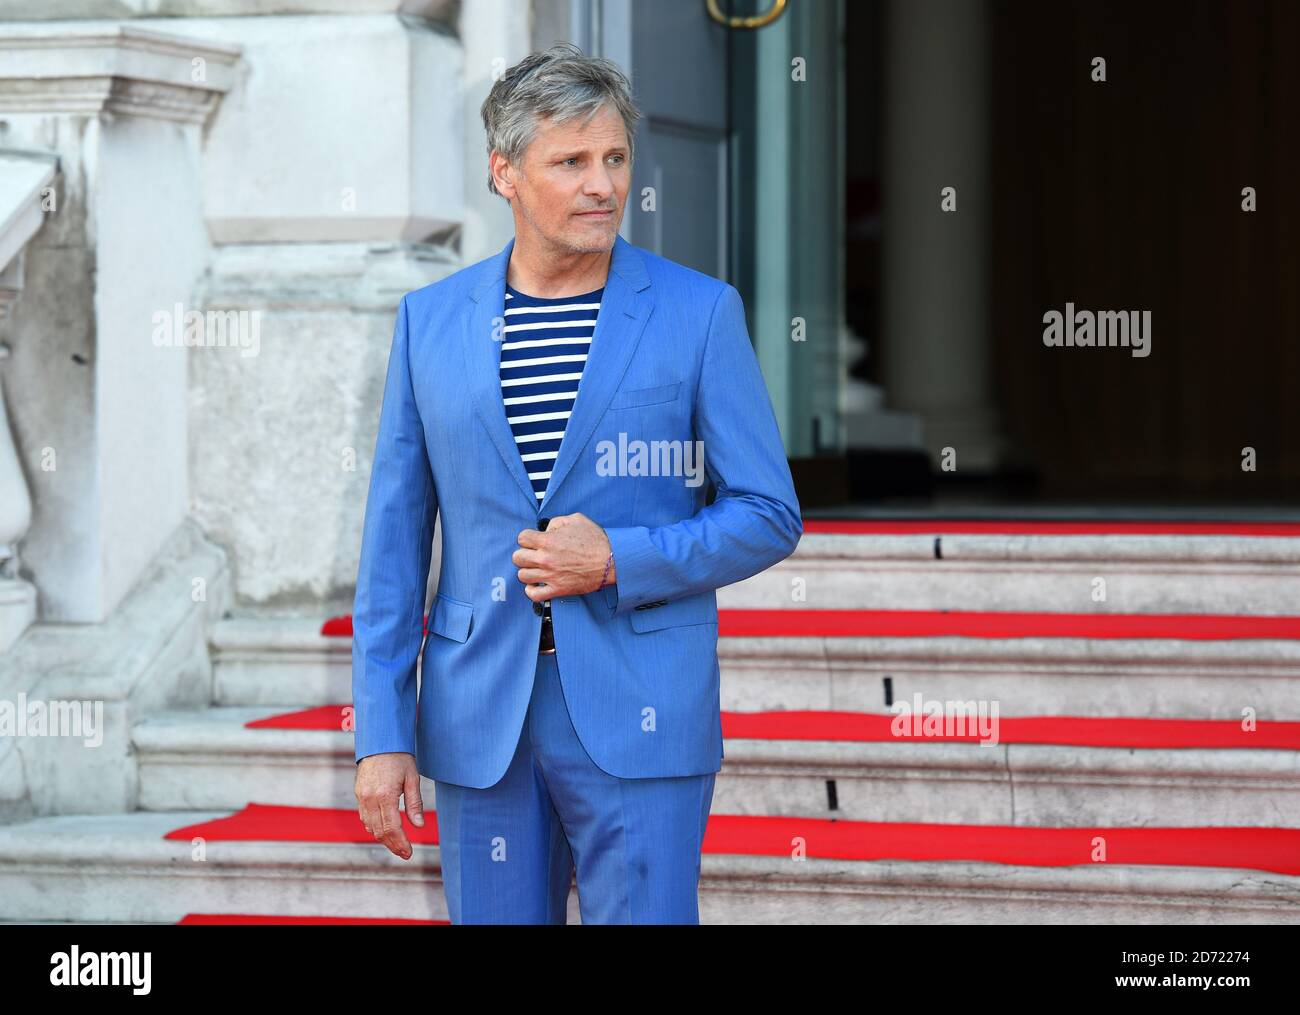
1, 522, 1299, 924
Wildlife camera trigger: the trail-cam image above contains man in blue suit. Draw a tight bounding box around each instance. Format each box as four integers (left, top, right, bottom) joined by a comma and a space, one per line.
352, 43, 801, 924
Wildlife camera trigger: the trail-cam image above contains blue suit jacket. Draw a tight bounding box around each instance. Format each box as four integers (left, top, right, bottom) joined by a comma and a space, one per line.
352, 233, 802, 787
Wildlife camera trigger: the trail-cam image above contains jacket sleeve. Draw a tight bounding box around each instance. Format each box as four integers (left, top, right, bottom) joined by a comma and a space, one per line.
351, 294, 438, 764
602, 283, 802, 614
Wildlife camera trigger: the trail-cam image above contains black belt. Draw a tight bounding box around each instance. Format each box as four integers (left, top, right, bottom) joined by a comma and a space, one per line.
537, 600, 555, 654
534, 517, 555, 654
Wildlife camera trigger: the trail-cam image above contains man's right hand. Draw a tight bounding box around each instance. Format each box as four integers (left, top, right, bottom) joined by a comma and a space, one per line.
355, 752, 425, 860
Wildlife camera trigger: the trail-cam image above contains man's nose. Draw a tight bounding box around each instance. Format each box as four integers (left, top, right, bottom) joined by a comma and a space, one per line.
584, 168, 614, 200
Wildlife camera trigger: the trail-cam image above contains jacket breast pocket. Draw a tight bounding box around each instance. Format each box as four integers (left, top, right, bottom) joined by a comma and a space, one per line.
608, 381, 681, 410
429, 592, 474, 642
628, 591, 717, 632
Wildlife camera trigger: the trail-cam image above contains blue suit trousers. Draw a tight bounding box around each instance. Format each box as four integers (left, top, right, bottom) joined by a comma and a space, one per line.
433, 651, 716, 924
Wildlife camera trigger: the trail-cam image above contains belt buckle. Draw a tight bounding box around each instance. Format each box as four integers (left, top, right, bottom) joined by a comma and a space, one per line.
535, 515, 556, 654
538, 599, 555, 654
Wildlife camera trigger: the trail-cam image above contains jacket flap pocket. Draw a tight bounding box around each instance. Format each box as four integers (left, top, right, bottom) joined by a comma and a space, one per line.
629, 592, 717, 632
430, 593, 473, 642
609, 381, 681, 410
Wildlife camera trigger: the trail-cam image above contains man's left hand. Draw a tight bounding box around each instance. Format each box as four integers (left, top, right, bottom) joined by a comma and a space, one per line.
514, 512, 616, 602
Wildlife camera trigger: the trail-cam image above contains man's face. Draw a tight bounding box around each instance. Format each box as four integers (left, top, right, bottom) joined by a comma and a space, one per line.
497, 102, 631, 254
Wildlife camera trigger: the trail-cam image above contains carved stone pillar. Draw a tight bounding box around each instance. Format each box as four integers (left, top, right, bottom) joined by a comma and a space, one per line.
0, 24, 238, 622
0, 150, 58, 648
881, 0, 1006, 472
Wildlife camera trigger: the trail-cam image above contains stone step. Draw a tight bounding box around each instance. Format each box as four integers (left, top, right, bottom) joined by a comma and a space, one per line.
0, 809, 1295, 924
724, 630, 1300, 719
211, 616, 1300, 718
132, 707, 1300, 827
212, 618, 346, 708
741, 523, 1300, 614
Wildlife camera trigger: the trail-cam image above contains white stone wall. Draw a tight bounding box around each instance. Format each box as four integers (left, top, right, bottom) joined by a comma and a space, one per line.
0, 24, 236, 622
0, 0, 564, 618
189, 241, 458, 613
157, 9, 467, 611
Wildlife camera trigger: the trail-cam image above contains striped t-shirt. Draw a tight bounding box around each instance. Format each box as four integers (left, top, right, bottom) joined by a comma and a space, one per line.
500, 282, 606, 502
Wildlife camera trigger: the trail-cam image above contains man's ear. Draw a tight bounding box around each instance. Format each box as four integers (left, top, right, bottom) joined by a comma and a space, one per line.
489, 151, 516, 198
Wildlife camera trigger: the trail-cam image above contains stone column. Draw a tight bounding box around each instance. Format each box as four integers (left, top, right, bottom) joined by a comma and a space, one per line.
0, 2, 463, 615
0, 150, 58, 649
0, 24, 238, 623
881, 0, 1005, 472
165, 2, 462, 611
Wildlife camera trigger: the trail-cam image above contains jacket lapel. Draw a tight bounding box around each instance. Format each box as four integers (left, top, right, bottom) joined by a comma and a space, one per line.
540, 235, 654, 515
460, 236, 535, 511
458, 233, 655, 518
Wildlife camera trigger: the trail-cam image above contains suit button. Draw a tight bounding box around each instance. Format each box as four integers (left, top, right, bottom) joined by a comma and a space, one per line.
532, 518, 551, 615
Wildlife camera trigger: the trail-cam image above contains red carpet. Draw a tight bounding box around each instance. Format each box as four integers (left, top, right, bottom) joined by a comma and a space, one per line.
702, 815, 1300, 875
724, 712, 1300, 749
248, 705, 355, 731
166, 803, 438, 845
320, 606, 1300, 639
178, 913, 444, 925
164, 803, 1300, 876
801, 519, 1300, 536
248, 704, 1300, 750
321, 614, 421, 637
715, 608, 1300, 639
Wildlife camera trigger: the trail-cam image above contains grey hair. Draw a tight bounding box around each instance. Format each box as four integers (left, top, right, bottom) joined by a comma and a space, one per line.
480, 42, 641, 198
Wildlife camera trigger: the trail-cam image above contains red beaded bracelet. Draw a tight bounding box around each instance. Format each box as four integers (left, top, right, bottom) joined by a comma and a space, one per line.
597, 551, 615, 590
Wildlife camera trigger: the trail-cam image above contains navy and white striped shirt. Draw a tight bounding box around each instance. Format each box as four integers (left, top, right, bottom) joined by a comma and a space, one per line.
500, 282, 606, 502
